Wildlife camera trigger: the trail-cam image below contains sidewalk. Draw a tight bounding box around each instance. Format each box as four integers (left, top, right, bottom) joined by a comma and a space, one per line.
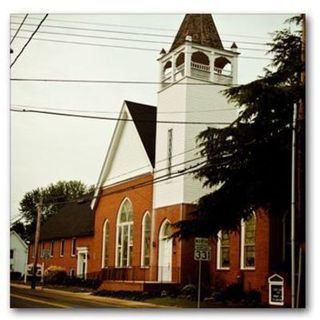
10, 283, 175, 308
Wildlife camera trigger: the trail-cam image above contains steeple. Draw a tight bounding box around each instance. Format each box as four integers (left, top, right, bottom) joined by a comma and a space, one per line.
169, 14, 224, 53
158, 14, 240, 89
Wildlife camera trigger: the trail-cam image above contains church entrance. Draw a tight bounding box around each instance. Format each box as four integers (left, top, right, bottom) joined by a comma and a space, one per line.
158, 220, 172, 282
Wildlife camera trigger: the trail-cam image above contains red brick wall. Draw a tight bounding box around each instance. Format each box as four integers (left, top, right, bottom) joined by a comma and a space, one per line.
209, 209, 271, 303
91, 173, 154, 276
28, 236, 93, 275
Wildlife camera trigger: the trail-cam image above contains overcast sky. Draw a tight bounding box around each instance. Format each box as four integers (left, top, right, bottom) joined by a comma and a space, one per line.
10, 13, 296, 221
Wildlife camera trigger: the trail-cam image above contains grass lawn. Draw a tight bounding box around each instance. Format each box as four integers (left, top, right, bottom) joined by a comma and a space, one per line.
144, 297, 227, 308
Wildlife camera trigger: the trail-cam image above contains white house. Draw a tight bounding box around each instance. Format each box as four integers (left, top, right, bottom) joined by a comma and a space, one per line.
10, 230, 28, 276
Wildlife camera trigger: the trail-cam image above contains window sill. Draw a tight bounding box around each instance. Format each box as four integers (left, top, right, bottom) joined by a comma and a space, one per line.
216, 267, 230, 271
240, 267, 256, 271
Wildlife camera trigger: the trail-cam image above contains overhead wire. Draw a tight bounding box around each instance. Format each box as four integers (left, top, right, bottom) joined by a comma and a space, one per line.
10, 27, 270, 52
10, 14, 29, 44
10, 14, 48, 68
10, 107, 232, 126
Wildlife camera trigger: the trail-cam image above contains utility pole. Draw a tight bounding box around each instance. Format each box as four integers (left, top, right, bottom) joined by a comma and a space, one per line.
295, 13, 305, 308
31, 197, 42, 289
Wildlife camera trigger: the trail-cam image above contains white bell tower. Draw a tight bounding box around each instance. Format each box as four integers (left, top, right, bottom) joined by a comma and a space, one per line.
153, 14, 240, 210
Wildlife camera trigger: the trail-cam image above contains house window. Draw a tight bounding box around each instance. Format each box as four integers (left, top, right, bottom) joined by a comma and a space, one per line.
217, 230, 230, 269
40, 242, 45, 258
60, 239, 65, 257
167, 129, 173, 175
241, 214, 256, 269
71, 238, 76, 257
10, 249, 14, 259
116, 199, 134, 267
102, 220, 109, 268
141, 212, 151, 267
50, 241, 54, 257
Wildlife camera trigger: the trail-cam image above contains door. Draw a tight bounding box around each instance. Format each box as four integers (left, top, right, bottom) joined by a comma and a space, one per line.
158, 220, 172, 282
77, 249, 88, 279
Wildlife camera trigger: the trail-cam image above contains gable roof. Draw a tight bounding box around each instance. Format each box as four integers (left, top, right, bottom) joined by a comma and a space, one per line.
10, 230, 28, 248
124, 100, 157, 167
169, 14, 224, 53
39, 195, 94, 241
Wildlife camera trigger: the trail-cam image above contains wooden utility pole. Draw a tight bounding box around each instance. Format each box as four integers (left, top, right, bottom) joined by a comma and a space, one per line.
31, 197, 43, 289
295, 13, 305, 308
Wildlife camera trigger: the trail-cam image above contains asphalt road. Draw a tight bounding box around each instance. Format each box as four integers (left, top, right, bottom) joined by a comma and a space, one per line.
10, 286, 117, 309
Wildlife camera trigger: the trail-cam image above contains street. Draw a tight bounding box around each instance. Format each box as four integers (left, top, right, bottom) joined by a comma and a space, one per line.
10, 285, 118, 308
10, 284, 165, 308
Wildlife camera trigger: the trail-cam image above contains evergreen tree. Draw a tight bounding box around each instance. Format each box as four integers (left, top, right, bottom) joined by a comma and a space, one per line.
174, 17, 304, 238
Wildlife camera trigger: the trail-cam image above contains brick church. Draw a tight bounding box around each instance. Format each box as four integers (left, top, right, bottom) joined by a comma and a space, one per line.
28, 14, 292, 305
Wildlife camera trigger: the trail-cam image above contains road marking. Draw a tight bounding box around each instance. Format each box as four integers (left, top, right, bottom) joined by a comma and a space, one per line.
11, 293, 71, 308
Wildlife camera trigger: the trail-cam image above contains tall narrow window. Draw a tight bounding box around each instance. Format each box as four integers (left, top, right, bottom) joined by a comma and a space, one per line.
71, 238, 76, 257
141, 212, 151, 267
10, 249, 14, 259
217, 230, 230, 269
40, 242, 45, 258
60, 239, 65, 257
102, 220, 110, 268
116, 199, 134, 267
50, 240, 54, 257
167, 128, 173, 175
241, 215, 256, 269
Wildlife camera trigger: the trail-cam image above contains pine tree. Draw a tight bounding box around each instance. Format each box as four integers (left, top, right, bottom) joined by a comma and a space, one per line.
174, 16, 304, 238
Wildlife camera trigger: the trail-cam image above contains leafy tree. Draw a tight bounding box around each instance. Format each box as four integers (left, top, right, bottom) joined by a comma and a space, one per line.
17, 180, 94, 241
174, 17, 304, 238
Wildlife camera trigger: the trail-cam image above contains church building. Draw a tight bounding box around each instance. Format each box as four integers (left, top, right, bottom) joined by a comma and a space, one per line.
28, 14, 291, 306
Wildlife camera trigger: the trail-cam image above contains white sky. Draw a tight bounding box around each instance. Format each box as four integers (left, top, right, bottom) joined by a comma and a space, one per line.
10, 13, 295, 220
2, 0, 320, 319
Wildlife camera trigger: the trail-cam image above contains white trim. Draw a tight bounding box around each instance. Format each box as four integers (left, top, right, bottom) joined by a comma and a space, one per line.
91, 101, 153, 210
76, 247, 88, 279
140, 211, 151, 267
101, 219, 109, 268
50, 240, 54, 257
10, 231, 28, 249
115, 197, 134, 268
240, 214, 256, 270
60, 239, 65, 257
216, 230, 230, 270
158, 219, 173, 282
71, 238, 76, 257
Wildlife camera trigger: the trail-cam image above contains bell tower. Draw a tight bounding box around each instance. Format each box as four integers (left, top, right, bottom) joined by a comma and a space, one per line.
153, 14, 239, 213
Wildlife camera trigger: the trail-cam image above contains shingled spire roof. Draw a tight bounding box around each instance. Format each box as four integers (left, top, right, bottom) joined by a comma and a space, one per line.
169, 14, 224, 53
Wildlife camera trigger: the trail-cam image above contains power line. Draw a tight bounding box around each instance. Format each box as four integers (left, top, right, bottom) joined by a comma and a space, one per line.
11, 103, 236, 114
13, 35, 271, 60
10, 14, 48, 68
9, 78, 254, 86
11, 27, 269, 52
10, 14, 272, 40
10, 14, 28, 45
10, 107, 232, 126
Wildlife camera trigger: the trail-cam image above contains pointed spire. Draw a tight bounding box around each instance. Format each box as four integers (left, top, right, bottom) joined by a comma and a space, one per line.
169, 14, 224, 53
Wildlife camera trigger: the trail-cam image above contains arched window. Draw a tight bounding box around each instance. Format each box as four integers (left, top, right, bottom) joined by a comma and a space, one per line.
163, 60, 172, 77
175, 52, 185, 68
141, 212, 151, 267
241, 214, 256, 269
116, 199, 134, 267
214, 56, 231, 75
191, 51, 210, 65
216, 230, 230, 269
102, 219, 109, 268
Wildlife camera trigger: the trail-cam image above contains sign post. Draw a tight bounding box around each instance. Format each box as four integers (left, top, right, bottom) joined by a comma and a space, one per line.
194, 237, 211, 308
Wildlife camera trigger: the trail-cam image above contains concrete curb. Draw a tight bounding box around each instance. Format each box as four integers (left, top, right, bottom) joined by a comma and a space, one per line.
10, 283, 176, 308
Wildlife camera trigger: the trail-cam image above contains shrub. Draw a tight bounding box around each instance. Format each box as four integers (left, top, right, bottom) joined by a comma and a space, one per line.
44, 266, 67, 283
10, 271, 22, 281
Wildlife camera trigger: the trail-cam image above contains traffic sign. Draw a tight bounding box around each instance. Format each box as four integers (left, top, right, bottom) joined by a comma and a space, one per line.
194, 249, 211, 261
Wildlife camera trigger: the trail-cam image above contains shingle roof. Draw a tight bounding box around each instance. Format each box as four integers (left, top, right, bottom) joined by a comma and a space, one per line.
39, 195, 94, 241
125, 100, 157, 167
169, 14, 224, 53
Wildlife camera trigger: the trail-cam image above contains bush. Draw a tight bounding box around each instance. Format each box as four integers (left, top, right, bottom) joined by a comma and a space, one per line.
10, 271, 22, 281
44, 266, 67, 283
